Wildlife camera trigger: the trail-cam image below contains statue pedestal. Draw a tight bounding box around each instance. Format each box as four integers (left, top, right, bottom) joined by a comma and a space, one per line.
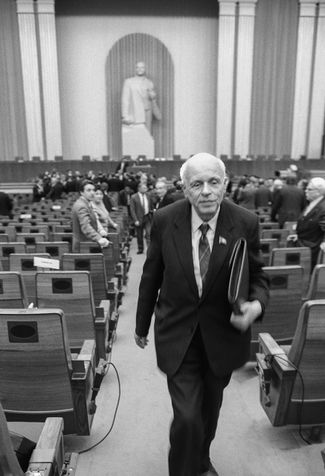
122, 124, 154, 159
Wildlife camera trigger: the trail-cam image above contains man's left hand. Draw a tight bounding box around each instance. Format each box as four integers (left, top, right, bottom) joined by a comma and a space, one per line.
230, 300, 262, 333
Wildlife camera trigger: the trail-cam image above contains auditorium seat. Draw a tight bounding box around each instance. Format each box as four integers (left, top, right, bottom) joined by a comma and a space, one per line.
35, 270, 110, 361
305, 264, 325, 300
0, 271, 29, 308
62, 253, 119, 347
51, 232, 73, 247
250, 265, 303, 358
35, 240, 71, 258
269, 247, 311, 294
260, 238, 278, 265
16, 232, 47, 253
9, 253, 51, 305
257, 300, 325, 428
0, 308, 96, 435
261, 229, 290, 247
0, 401, 66, 476
0, 243, 26, 270
79, 242, 124, 303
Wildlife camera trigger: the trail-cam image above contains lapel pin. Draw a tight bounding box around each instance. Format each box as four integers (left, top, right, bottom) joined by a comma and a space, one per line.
219, 236, 227, 245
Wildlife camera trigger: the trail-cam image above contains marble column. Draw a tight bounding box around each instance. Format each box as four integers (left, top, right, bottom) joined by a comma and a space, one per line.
291, 0, 317, 159
36, 0, 62, 161
308, 0, 325, 158
216, 0, 236, 157
16, 0, 44, 160
234, 0, 258, 157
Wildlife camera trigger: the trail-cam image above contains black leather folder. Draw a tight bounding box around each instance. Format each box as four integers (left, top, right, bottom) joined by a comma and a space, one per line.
228, 237, 249, 315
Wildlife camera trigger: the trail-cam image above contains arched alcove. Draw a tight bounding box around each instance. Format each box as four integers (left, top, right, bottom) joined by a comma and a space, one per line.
106, 33, 174, 159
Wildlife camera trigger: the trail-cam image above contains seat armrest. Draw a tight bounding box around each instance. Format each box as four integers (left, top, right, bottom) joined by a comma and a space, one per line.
28, 417, 64, 470
77, 339, 96, 363
258, 333, 296, 377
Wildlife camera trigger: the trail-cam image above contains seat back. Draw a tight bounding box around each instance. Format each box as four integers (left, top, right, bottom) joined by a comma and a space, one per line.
287, 300, 325, 423
9, 253, 51, 304
261, 229, 290, 247
0, 271, 28, 308
0, 308, 73, 415
270, 247, 311, 293
305, 264, 325, 299
36, 271, 96, 348
260, 238, 278, 265
251, 266, 303, 356
16, 233, 46, 252
35, 241, 71, 258
80, 242, 116, 279
0, 243, 26, 270
62, 253, 108, 307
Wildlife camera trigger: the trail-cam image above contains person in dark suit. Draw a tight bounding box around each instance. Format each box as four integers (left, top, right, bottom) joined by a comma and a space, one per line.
271, 175, 306, 227
0, 191, 13, 217
154, 180, 174, 210
130, 182, 153, 254
287, 177, 325, 269
71, 180, 110, 252
134, 153, 269, 476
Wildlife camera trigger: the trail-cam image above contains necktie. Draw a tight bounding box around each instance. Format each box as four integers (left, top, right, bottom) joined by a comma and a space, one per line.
199, 223, 210, 287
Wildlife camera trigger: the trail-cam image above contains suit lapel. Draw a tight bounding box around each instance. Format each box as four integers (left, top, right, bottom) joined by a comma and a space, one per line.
172, 201, 198, 298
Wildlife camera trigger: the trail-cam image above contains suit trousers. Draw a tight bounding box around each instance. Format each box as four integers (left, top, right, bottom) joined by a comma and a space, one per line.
167, 326, 231, 476
135, 214, 151, 252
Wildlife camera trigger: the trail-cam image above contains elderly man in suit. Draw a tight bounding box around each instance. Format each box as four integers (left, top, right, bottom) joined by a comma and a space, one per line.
288, 177, 325, 269
134, 153, 269, 476
130, 182, 152, 254
154, 179, 174, 210
71, 180, 110, 253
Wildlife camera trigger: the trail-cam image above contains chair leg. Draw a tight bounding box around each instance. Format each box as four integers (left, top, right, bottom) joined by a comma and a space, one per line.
308, 425, 322, 443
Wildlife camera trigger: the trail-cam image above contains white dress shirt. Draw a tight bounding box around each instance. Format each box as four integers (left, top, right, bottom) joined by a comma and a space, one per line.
191, 206, 219, 297
303, 196, 323, 216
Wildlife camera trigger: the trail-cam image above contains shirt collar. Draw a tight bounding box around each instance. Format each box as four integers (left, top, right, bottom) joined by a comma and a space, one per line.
191, 205, 219, 233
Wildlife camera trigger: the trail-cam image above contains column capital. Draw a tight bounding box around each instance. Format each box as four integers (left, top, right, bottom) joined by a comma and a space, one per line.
36, 0, 55, 15
299, 0, 317, 17
238, 0, 258, 16
218, 0, 236, 16
16, 0, 34, 14
319, 0, 325, 17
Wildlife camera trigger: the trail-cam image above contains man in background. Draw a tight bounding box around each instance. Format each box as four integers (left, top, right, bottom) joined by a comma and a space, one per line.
130, 182, 152, 254
71, 180, 110, 252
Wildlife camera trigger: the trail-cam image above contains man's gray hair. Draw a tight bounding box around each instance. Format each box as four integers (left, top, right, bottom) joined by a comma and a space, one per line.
179, 153, 226, 184
309, 177, 325, 195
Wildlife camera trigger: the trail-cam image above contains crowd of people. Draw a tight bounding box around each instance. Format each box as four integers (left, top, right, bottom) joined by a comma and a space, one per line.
27, 162, 325, 268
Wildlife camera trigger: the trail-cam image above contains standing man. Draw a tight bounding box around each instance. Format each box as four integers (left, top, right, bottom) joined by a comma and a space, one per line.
287, 177, 325, 269
130, 182, 152, 254
121, 61, 161, 134
71, 180, 110, 253
135, 153, 269, 476
154, 180, 174, 210
271, 175, 305, 227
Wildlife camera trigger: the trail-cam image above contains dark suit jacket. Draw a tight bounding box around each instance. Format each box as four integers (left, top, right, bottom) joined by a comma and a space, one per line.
136, 199, 269, 377
155, 193, 174, 210
271, 185, 306, 226
0, 192, 13, 217
71, 196, 102, 252
130, 192, 153, 224
296, 197, 325, 267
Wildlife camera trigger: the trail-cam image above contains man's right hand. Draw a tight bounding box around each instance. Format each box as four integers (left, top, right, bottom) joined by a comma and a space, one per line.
98, 237, 110, 248
134, 332, 148, 349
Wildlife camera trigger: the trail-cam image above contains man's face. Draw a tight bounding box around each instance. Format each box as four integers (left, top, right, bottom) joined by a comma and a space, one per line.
305, 181, 321, 202
136, 62, 146, 76
139, 183, 147, 194
183, 158, 226, 221
81, 184, 95, 202
156, 182, 167, 199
